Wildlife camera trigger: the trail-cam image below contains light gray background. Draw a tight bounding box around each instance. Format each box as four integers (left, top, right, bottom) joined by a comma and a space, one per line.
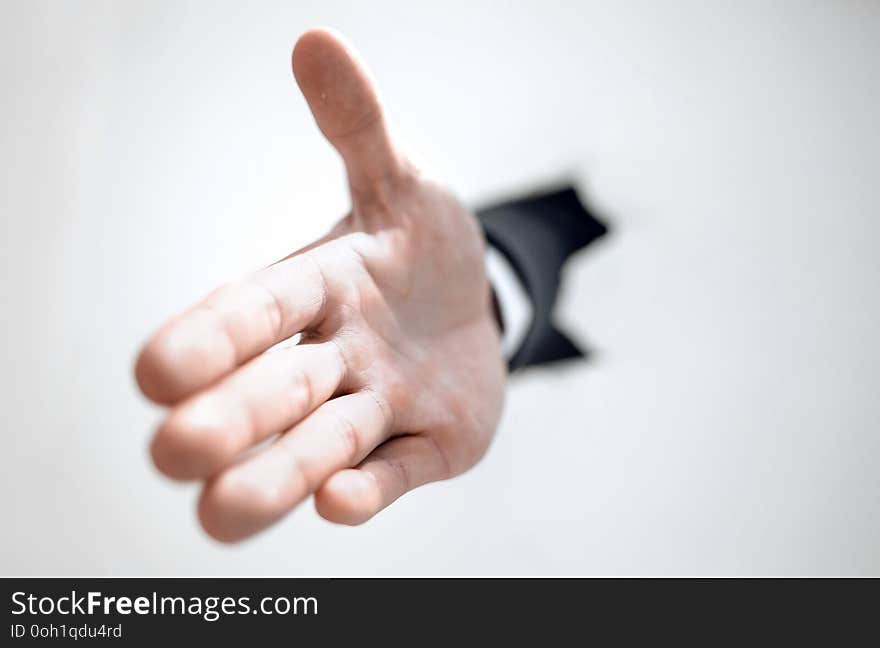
2, 0, 878, 576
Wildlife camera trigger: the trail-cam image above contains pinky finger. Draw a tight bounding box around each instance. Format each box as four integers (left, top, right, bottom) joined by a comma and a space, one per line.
314, 435, 451, 525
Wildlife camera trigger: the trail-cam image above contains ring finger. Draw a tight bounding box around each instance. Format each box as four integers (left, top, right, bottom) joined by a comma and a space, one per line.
197, 389, 393, 542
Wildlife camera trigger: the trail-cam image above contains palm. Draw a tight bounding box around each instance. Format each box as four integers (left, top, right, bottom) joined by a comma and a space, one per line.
335, 177, 504, 457
135, 29, 504, 541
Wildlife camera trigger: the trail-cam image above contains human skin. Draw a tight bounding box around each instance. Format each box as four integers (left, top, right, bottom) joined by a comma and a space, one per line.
134, 29, 506, 542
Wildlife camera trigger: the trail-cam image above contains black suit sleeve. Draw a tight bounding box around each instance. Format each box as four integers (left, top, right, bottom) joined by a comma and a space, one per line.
476, 185, 608, 371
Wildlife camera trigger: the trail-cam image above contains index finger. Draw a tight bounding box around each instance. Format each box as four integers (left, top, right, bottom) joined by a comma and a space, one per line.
135, 252, 327, 404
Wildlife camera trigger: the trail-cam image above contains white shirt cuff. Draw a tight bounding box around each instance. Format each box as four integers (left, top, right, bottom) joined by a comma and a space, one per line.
485, 246, 533, 361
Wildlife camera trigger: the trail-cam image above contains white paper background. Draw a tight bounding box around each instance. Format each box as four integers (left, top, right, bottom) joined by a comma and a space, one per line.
2, 0, 878, 575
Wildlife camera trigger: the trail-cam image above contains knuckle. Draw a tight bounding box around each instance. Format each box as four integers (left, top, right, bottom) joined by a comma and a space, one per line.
327, 408, 360, 465
247, 279, 285, 342
385, 455, 411, 492
287, 367, 314, 416
364, 387, 395, 435
423, 435, 453, 481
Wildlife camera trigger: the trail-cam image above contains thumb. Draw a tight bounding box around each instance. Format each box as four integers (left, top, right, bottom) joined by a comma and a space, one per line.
292, 28, 405, 194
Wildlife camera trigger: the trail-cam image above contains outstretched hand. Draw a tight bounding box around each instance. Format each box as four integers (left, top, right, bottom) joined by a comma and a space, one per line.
135, 29, 506, 542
